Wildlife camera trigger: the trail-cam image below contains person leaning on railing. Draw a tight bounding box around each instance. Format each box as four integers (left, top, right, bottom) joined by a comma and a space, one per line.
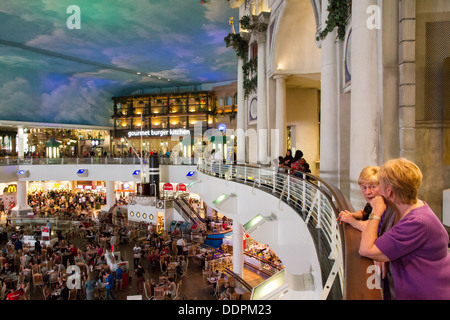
338, 166, 396, 300
359, 158, 450, 300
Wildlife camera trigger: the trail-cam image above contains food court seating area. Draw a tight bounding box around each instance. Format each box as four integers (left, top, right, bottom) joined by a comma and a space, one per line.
0, 211, 256, 300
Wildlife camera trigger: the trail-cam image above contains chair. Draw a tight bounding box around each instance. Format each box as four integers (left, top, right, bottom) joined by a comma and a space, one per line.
187, 246, 196, 260
143, 280, 152, 300
168, 267, 176, 280
153, 286, 164, 300
48, 270, 59, 289
68, 288, 77, 300
16, 272, 24, 289
42, 285, 51, 300
230, 292, 240, 300
171, 241, 177, 256
32, 273, 44, 293
180, 259, 189, 278
76, 262, 86, 274
0, 282, 7, 300
19, 255, 27, 267
215, 278, 226, 298
241, 292, 251, 300
40, 262, 48, 272
32, 264, 40, 274
96, 286, 106, 300
173, 279, 182, 300
159, 259, 167, 277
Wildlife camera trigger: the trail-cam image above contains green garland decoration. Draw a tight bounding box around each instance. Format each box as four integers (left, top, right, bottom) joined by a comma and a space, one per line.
317, 0, 351, 42
224, 33, 248, 60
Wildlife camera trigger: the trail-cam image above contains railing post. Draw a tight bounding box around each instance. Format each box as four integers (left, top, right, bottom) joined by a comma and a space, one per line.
287, 175, 290, 201
317, 182, 322, 228
302, 178, 306, 212
272, 168, 276, 193
258, 168, 261, 188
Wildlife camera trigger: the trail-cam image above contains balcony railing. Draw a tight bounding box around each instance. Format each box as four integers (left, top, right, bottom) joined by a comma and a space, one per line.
197, 160, 381, 300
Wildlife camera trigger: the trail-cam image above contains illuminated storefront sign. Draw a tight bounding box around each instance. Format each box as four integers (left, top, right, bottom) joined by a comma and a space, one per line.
127, 128, 191, 138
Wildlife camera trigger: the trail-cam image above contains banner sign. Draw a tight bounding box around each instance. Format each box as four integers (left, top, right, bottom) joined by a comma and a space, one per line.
128, 128, 190, 138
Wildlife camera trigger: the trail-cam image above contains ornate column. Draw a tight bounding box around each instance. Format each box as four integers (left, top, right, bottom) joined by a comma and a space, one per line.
274, 74, 288, 158
349, 0, 380, 209
319, 0, 340, 187
236, 56, 247, 163
250, 12, 270, 164
225, 31, 249, 164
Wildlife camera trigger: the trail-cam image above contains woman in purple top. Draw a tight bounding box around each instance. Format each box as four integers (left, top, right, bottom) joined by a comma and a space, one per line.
359, 158, 450, 300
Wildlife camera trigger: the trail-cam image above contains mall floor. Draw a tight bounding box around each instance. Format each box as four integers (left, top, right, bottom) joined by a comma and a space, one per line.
5, 216, 264, 301
26, 237, 215, 301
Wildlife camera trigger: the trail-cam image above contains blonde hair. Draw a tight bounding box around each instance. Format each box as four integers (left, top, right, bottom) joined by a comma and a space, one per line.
358, 166, 380, 186
378, 158, 422, 205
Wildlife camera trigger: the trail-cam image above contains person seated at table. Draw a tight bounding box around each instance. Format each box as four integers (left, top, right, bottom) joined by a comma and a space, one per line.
148, 249, 160, 265
6, 283, 25, 300
165, 278, 176, 299
211, 271, 225, 293
175, 256, 185, 277
69, 243, 78, 258
43, 285, 53, 300
57, 262, 66, 276
160, 245, 169, 256
74, 252, 85, 264
96, 245, 104, 257
0, 262, 13, 276
58, 280, 69, 300
219, 286, 235, 300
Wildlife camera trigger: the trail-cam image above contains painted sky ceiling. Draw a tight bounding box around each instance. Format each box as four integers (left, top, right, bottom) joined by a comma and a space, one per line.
0, 0, 239, 127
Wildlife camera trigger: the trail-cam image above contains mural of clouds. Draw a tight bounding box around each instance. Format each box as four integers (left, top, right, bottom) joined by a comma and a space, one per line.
0, 0, 239, 127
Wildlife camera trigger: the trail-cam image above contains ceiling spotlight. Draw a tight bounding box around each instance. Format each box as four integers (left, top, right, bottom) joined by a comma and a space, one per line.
132, 170, 141, 178
17, 169, 30, 177
186, 171, 197, 180
77, 169, 88, 177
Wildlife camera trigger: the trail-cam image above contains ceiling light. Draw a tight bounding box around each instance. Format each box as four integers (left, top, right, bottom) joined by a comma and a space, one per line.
213, 193, 236, 206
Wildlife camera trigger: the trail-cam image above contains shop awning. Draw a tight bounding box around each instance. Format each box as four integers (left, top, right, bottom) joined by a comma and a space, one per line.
163, 183, 173, 191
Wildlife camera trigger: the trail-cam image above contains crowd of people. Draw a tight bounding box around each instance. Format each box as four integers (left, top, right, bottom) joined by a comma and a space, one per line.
277, 149, 311, 176
27, 190, 107, 218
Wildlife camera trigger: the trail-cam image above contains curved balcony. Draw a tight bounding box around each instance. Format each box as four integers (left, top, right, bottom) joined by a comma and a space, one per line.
0, 156, 381, 299
196, 160, 381, 300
